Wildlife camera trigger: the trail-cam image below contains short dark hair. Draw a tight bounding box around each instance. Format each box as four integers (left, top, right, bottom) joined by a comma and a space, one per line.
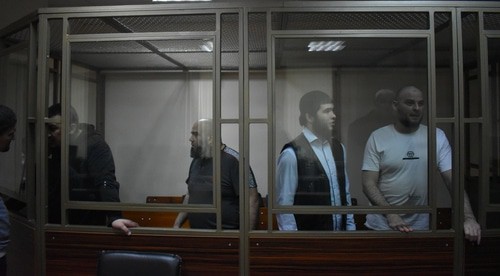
48, 103, 79, 125
0, 105, 17, 134
299, 90, 333, 126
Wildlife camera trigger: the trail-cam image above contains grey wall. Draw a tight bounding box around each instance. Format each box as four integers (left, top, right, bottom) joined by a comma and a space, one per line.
0, 0, 47, 30
99, 68, 454, 207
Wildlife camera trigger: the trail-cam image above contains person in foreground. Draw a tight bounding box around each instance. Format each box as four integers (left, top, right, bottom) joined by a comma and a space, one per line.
362, 86, 481, 244
174, 119, 260, 229
275, 90, 355, 231
47, 104, 138, 235
0, 105, 17, 275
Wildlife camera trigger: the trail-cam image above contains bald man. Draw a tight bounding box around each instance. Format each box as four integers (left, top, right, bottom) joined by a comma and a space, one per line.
362, 86, 481, 244
174, 119, 260, 230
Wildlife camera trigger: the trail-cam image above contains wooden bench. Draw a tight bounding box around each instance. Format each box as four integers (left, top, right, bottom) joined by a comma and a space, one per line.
258, 208, 452, 230
146, 195, 185, 204
122, 210, 185, 228
122, 196, 189, 228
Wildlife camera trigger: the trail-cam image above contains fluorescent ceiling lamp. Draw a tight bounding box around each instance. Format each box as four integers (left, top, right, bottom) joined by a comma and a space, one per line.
308, 41, 346, 52
153, 0, 212, 2
200, 41, 213, 52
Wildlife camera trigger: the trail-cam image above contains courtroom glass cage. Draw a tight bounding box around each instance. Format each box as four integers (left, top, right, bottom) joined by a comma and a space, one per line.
0, 2, 499, 234
1, 2, 500, 275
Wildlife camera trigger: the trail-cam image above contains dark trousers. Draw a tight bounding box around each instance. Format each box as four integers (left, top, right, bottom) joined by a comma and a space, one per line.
0, 255, 6, 276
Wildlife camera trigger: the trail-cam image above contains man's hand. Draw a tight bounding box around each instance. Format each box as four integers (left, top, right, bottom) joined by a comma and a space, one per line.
464, 217, 481, 245
386, 214, 413, 233
111, 218, 139, 235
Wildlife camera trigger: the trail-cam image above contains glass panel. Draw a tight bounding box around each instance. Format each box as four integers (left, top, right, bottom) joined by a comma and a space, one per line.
435, 123, 455, 230
46, 19, 63, 224
0, 46, 28, 202
49, 20, 63, 69
221, 14, 239, 119
69, 14, 216, 34
486, 212, 500, 229
249, 13, 267, 119
101, 69, 212, 206
44, 37, 216, 228
250, 123, 268, 230
221, 71, 238, 119
435, 12, 454, 118
274, 36, 429, 232
462, 12, 481, 118
464, 123, 481, 216
272, 12, 429, 30
249, 13, 267, 71
488, 38, 500, 205
484, 13, 500, 31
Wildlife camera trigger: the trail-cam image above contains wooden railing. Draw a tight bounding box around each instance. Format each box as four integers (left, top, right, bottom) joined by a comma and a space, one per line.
46, 231, 500, 275
44, 202, 500, 275
122, 196, 189, 228
121, 196, 452, 231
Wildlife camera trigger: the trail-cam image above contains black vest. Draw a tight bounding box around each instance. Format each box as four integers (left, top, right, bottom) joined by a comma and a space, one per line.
283, 133, 347, 230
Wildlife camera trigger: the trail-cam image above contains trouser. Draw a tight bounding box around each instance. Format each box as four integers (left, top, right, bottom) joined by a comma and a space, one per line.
0, 255, 6, 276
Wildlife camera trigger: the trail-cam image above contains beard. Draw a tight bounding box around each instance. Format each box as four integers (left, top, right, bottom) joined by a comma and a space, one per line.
312, 120, 334, 140
0, 144, 9, 152
400, 115, 422, 128
190, 145, 202, 159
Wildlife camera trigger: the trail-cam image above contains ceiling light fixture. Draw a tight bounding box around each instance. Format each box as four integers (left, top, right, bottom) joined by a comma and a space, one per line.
308, 41, 346, 52
153, 0, 212, 2
200, 41, 213, 52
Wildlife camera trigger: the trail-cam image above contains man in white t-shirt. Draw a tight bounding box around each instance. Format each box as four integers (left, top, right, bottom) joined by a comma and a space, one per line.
362, 86, 481, 244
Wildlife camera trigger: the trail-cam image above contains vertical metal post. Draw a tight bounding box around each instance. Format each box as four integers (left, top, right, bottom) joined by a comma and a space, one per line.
35, 15, 49, 276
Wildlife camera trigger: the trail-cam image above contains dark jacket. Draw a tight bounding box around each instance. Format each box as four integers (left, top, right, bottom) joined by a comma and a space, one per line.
282, 133, 347, 230
48, 124, 121, 225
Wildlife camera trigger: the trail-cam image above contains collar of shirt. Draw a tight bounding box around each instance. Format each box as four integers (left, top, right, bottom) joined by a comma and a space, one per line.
303, 127, 329, 146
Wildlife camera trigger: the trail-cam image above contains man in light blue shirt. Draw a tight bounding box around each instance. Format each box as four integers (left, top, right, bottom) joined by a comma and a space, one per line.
276, 91, 355, 231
